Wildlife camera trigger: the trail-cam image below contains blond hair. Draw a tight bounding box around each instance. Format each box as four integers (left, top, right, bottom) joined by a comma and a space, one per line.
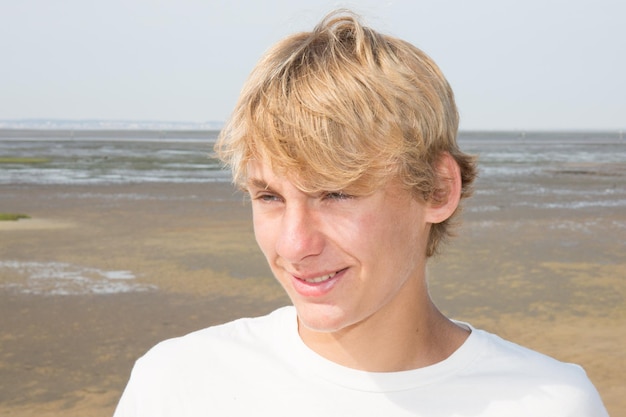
215, 10, 476, 256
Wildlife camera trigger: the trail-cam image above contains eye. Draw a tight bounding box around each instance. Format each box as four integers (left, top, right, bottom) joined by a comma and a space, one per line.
323, 191, 353, 201
254, 192, 282, 203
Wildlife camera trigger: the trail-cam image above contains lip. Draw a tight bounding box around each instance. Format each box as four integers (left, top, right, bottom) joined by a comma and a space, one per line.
290, 268, 347, 298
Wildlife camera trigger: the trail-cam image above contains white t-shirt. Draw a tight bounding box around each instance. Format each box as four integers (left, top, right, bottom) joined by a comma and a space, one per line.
114, 306, 608, 416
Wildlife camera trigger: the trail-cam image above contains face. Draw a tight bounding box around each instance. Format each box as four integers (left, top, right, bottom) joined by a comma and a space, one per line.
247, 161, 433, 335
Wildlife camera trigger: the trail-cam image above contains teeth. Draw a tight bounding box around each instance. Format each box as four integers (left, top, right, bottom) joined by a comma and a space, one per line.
302, 271, 337, 283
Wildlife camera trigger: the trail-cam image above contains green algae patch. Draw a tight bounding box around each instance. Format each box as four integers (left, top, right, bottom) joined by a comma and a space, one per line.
0, 213, 31, 221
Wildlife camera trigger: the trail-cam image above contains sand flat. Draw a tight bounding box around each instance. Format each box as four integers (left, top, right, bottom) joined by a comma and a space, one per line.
0, 182, 624, 416
0, 218, 74, 231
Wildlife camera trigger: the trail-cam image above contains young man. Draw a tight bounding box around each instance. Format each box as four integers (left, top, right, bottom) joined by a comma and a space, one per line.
114, 10, 608, 416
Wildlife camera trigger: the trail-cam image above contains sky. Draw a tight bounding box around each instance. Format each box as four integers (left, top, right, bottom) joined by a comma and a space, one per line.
1, 0, 624, 131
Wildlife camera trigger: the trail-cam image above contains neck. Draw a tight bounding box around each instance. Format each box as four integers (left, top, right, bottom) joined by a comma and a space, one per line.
298, 292, 469, 372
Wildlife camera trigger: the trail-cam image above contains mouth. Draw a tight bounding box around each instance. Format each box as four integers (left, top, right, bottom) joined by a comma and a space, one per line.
294, 267, 349, 285
288, 268, 347, 297
300, 271, 338, 284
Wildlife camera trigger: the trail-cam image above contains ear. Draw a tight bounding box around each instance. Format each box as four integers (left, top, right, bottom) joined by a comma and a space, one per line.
424, 152, 462, 224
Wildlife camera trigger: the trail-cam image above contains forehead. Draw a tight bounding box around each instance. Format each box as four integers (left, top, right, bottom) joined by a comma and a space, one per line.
244, 159, 410, 202
246, 159, 275, 180
245, 160, 311, 193
245, 161, 277, 188
244, 159, 353, 196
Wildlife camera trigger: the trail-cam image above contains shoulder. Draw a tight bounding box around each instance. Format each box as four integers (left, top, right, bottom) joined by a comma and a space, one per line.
134, 306, 294, 375
474, 328, 587, 380
114, 307, 297, 416
463, 326, 608, 415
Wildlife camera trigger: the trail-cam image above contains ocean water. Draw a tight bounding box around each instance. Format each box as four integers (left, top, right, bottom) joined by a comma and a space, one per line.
1, 129, 624, 211
0, 129, 227, 185
457, 131, 626, 213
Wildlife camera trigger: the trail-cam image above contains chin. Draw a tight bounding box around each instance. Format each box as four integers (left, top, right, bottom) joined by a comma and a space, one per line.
294, 303, 356, 334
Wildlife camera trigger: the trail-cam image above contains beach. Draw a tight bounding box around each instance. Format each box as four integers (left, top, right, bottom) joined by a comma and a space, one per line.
0, 182, 288, 416
1, 134, 625, 416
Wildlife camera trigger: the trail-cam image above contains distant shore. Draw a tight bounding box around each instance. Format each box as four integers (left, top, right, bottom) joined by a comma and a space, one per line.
1, 126, 623, 139
0, 128, 220, 141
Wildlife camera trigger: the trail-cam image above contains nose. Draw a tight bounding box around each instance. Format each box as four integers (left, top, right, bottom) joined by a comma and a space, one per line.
275, 203, 324, 263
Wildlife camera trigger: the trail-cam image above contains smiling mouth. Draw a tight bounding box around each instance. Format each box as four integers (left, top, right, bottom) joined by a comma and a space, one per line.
300, 271, 337, 283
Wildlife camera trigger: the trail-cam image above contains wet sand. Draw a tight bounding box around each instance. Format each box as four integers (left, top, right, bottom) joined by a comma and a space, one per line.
1, 180, 624, 416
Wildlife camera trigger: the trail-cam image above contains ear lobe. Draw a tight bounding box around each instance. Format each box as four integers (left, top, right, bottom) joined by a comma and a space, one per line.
425, 152, 462, 224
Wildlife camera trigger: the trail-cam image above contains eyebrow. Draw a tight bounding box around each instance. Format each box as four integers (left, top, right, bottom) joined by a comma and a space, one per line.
246, 178, 273, 192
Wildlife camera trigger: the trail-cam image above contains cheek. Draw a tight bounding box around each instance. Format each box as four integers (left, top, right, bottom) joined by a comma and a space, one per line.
365, 206, 427, 263
338, 211, 394, 258
252, 214, 275, 258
